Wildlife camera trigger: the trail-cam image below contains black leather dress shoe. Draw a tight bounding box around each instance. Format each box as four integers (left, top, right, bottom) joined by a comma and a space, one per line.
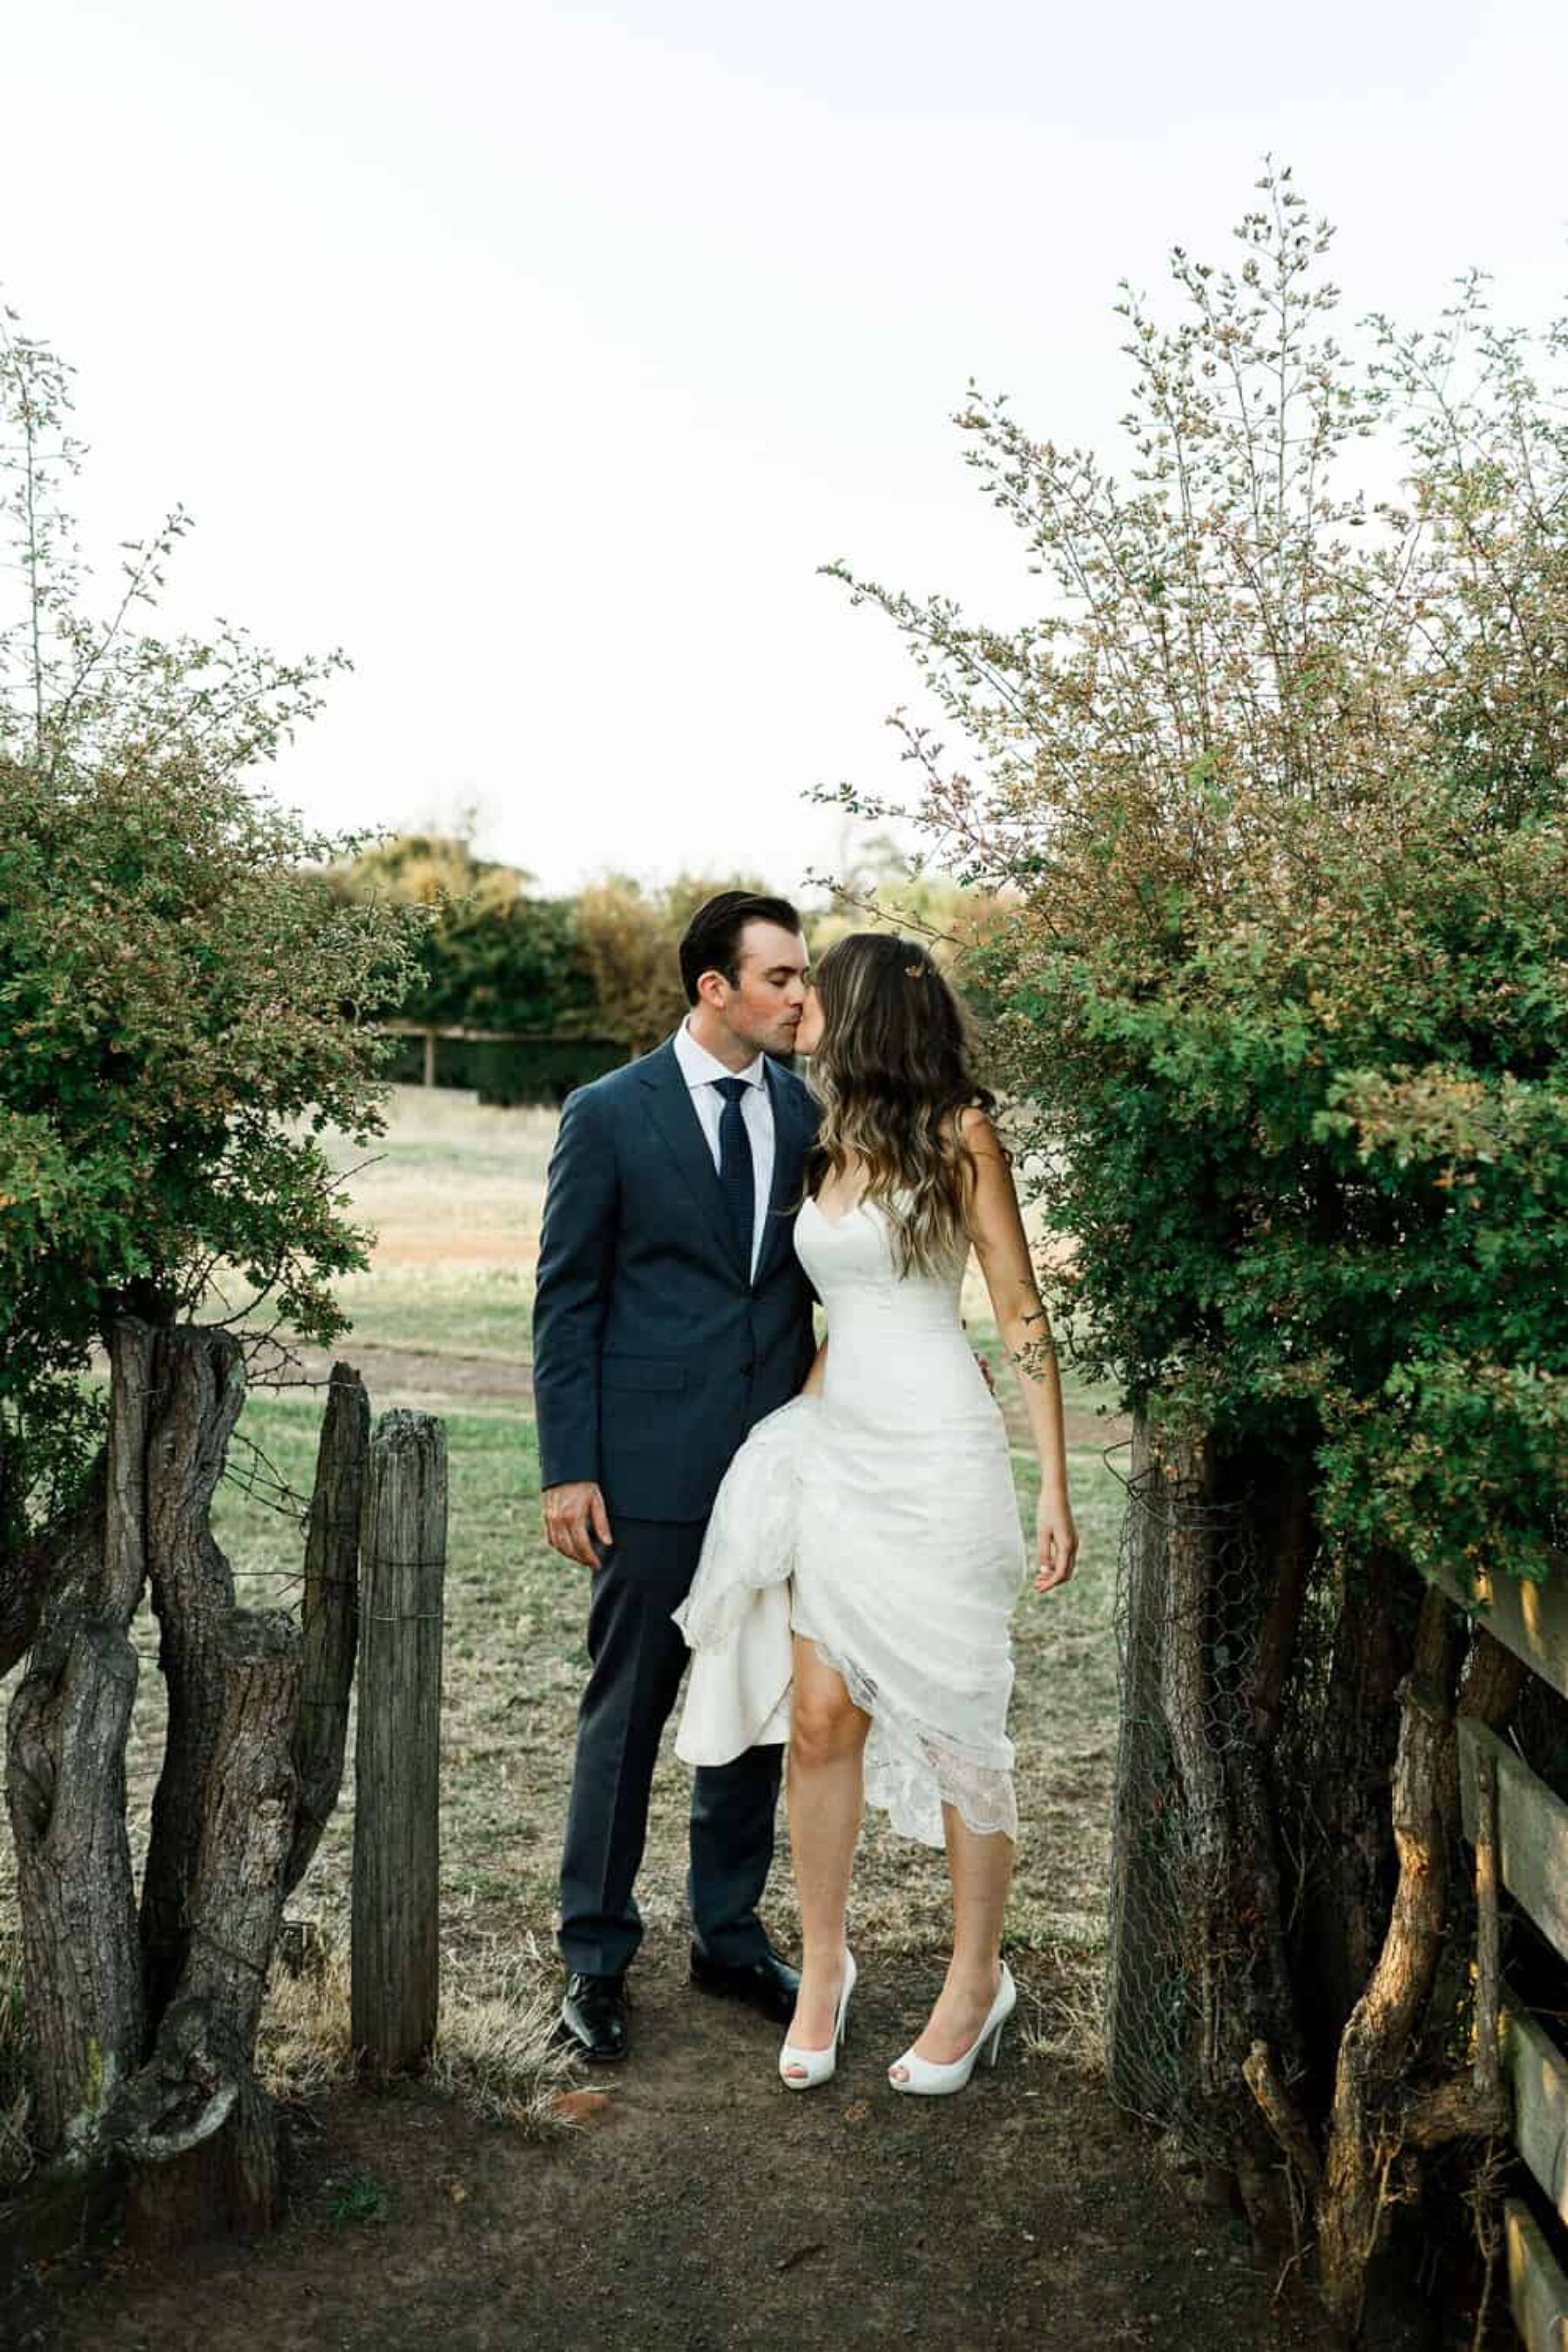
558, 1970, 631, 2064
689, 1941, 801, 2025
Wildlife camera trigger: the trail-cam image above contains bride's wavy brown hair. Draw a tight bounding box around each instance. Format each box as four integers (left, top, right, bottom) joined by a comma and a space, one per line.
807, 931, 996, 1277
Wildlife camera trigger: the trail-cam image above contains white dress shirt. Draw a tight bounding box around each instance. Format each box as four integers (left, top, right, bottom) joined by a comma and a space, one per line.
672, 1017, 775, 1280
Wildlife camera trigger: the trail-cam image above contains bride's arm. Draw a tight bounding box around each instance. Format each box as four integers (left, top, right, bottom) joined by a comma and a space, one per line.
801, 1337, 828, 1396
960, 1107, 1078, 1593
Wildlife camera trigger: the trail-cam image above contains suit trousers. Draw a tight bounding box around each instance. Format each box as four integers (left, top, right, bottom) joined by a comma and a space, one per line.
558, 1517, 784, 1978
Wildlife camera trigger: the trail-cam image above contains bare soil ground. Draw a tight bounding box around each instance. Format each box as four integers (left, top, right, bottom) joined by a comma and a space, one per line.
3, 1941, 1335, 2352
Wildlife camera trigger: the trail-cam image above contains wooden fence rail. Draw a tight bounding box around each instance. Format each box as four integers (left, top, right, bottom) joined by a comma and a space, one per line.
1443, 1562, 1568, 2350
381, 1020, 623, 1103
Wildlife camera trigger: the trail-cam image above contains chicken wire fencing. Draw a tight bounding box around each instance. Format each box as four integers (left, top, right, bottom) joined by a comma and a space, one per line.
1101, 1445, 1296, 2161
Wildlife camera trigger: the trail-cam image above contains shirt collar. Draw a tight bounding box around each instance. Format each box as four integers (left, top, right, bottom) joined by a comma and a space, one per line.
674, 1017, 767, 1092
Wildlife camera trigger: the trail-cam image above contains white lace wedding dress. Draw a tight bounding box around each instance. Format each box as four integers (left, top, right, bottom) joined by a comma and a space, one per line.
674, 1192, 1027, 1847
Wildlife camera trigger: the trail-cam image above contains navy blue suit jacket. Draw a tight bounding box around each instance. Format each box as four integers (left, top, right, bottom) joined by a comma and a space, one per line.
531, 1035, 819, 1523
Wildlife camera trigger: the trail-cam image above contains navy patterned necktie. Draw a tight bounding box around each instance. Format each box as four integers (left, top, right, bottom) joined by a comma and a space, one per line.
713, 1076, 755, 1276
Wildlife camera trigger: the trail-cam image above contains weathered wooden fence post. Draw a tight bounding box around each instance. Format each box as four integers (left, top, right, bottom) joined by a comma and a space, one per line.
352, 1409, 447, 2079
284, 1365, 368, 1897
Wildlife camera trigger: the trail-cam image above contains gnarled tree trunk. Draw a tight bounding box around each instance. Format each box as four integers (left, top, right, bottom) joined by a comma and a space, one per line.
138, 1327, 250, 2021
4, 1322, 154, 2158
1314, 1585, 1459, 2340
120, 1612, 301, 2245
1108, 1412, 1535, 2338
1245, 1612, 1527, 2343
284, 1366, 367, 1897
1299, 1549, 1416, 2087
5, 1319, 370, 2245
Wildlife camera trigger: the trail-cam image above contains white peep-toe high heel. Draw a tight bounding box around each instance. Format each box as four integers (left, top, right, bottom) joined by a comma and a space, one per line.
888, 1963, 1016, 2096
778, 1950, 857, 2091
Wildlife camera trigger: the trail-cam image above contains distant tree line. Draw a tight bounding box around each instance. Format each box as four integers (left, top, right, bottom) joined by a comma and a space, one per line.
324, 832, 1004, 1084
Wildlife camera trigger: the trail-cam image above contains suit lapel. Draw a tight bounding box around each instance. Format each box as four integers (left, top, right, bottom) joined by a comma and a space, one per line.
636, 1038, 751, 1283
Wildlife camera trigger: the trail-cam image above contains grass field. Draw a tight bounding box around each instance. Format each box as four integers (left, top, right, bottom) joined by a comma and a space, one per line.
3, 1085, 1133, 2126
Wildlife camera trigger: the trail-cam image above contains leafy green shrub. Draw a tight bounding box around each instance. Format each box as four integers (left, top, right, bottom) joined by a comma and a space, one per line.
328, 834, 602, 1035
0, 309, 422, 1550
832, 172, 1568, 1592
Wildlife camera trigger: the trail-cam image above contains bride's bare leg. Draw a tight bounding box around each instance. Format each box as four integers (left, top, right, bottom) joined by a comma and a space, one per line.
889, 1804, 1013, 2078
783, 1636, 869, 2072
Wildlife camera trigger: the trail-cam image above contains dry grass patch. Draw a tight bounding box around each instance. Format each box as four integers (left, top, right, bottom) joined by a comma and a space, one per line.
1018, 1943, 1108, 2073
425, 1937, 579, 2129
259, 1932, 357, 2105
327, 1086, 558, 1273
259, 1922, 578, 2134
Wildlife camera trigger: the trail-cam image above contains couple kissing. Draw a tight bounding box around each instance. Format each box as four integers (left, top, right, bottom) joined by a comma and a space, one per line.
532, 889, 1077, 2094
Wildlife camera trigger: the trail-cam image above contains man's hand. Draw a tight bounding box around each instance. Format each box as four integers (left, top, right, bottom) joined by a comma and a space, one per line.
544, 1481, 613, 1569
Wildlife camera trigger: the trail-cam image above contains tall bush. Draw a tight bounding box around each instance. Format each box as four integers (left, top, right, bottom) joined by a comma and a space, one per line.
0, 315, 421, 1567
828, 171, 1567, 2336
0, 303, 421, 2230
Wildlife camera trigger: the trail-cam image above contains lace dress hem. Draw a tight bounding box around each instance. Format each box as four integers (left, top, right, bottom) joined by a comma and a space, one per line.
672, 1328, 1023, 1848
794, 1621, 1017, 1848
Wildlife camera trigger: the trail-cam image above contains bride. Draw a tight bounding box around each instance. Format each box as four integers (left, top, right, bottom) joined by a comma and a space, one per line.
673, 930, 1078, 2095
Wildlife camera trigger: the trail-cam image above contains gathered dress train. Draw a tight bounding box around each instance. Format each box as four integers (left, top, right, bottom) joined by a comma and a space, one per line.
675, 1192, 1026, 1848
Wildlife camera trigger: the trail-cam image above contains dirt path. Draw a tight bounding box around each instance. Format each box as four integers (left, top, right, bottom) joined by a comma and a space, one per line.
284, 1343, 1131, 1455
7, 1946, 1333, 2352
288, 1341, 537, 1404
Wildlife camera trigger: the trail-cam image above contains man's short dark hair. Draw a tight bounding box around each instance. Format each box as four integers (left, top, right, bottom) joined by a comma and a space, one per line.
678, 890, 802, 1006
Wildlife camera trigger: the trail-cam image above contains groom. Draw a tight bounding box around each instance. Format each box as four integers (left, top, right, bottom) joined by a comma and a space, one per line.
532, 890, 819, 2062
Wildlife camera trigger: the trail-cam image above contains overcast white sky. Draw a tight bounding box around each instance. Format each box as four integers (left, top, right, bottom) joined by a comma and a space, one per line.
4, 0, 1567, 896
